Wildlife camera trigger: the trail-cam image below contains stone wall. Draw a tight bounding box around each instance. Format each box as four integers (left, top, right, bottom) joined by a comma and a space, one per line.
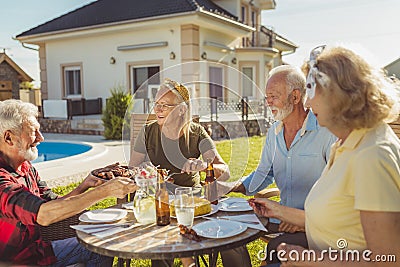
39, 118, 103, 136
0, 61, 20, 99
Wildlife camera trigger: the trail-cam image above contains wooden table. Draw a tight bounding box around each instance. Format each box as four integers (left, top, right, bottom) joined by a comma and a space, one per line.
76, 207, 267, 267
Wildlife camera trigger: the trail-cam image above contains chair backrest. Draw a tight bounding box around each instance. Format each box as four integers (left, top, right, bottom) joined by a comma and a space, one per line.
389, 115, 400, 139
130, 113, 157, 146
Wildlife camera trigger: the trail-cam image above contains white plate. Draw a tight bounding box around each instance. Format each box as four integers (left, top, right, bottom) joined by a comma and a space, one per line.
79, 208, 128, 223
192, 220, 247, 238
171, 203, 221, 219
219, 197, 252, 212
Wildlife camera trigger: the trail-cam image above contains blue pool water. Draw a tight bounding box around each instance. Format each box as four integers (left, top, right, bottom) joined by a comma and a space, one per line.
32, 142, 92, 163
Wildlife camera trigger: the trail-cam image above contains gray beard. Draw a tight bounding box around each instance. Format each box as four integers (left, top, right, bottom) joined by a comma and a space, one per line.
273, 102, 294, 121
17, 145, 38, 162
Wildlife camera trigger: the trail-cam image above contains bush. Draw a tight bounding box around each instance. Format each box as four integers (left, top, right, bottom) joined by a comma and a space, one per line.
102, 87, 132, 140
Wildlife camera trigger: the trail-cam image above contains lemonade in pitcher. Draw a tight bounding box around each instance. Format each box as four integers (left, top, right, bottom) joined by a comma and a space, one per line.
133, 176, 157, 224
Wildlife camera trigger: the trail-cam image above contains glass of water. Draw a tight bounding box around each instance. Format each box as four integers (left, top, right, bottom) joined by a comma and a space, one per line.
174, 187, 195, 228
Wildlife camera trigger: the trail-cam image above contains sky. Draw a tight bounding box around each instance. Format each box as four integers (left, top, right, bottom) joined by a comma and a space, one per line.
1, 0, 400, 87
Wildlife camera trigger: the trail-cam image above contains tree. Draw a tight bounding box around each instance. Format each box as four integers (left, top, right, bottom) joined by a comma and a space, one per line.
102, 86, 132, 140
19, 81, 34, 90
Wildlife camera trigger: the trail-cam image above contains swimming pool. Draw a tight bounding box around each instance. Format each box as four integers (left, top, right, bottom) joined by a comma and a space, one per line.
32, 142, 93, 163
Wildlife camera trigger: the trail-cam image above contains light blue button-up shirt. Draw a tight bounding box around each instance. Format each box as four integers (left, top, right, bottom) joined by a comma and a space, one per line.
242, 111, 337, 210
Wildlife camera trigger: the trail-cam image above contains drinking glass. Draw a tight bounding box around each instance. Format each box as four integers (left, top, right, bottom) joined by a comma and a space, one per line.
174, 187, 195, 228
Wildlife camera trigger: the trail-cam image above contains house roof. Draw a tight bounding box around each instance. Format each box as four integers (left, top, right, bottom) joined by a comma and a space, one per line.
384, 57, 400, 69
16, 0, 238, 38
0, 53, 33, 82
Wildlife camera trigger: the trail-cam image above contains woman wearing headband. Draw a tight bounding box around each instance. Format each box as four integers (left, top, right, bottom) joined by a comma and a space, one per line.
250, 46, 400, 266
130, 78, 229, 191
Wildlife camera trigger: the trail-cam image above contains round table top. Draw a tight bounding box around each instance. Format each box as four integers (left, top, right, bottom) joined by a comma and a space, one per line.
76, 208, 267, 260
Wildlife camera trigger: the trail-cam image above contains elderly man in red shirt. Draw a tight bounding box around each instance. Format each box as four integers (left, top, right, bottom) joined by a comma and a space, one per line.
0, 99, 137, 266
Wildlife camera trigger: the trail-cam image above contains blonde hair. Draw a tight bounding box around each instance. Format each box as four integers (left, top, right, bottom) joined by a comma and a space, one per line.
159, 78, 192, 148
302, 46, 400, 129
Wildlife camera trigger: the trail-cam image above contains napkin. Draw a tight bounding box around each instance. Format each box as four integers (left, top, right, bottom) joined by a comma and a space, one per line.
71, 223, 139, 238
218, 214, 268, 232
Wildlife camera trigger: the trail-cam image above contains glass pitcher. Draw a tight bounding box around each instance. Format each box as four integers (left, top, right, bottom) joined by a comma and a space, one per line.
133, 176, 157, 224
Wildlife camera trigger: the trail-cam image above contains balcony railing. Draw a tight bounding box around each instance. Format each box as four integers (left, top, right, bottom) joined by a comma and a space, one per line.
132, 97, 267, 122
242, 25, 276, 48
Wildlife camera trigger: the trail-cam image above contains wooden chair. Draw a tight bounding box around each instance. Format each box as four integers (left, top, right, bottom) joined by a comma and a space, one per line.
130, 113, 157, 147
389, 116, 400, 139
255, 187, 280, 199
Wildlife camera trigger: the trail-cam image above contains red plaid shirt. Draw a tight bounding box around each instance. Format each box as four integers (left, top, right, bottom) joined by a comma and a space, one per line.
0, 157, 58, 265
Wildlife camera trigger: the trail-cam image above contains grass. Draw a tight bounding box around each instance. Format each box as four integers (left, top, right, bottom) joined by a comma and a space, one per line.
53, 135, 276, 267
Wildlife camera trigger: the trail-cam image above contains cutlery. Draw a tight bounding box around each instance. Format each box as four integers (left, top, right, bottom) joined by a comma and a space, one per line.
165, 172, 180, 181
74, 223, 131, 231
203, 217, 259, 225
222, 201, 249, 208
89, 224, 131, 234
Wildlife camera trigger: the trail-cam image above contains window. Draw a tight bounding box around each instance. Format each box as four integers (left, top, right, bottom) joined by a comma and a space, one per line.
63, 66, 81, 97
241, 5, 247, 24
131, 66, 160, 99
242, 67, 254, 97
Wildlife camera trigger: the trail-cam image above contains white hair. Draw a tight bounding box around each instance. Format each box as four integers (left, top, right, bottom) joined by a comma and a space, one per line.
268, 65, 307, 103
0, 99, 38, 136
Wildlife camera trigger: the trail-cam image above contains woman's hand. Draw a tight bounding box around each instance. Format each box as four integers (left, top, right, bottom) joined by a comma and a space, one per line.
248, 198, 283, 219
181, 158, 207, 174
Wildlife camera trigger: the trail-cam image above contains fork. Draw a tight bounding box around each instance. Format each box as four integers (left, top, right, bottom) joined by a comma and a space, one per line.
165, 172, 180, 181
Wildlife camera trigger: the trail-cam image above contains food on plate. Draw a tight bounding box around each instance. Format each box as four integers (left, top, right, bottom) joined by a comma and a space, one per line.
170, 197, 211, 217
91, 162, 159, 180
91, 162, 135, 180
179, 224, 201, 241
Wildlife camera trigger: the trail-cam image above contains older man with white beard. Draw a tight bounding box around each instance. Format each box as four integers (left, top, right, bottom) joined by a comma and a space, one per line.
224, 65, 336, 266
0, 99, 137, 266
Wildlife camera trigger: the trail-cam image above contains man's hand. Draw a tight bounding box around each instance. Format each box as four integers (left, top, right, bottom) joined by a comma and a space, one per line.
64, 172, 107, 197
81, 172, 106, 188
103, 177, 138, 199
230, 183, 246, 194
278, 222, 305, 233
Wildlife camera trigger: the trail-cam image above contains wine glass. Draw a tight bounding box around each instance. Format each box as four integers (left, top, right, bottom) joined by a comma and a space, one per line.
174, 187, 195, 228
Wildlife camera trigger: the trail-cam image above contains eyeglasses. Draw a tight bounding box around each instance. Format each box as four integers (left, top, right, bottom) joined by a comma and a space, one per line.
154, 103, 178, 111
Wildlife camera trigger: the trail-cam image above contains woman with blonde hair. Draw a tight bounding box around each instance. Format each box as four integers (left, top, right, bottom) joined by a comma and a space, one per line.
130, 78, 228, 190
130, 78, 229, 267
249, 46, 400, 266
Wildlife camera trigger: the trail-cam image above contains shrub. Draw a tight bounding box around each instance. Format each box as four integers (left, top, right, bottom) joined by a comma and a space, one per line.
102, 87, 132, 140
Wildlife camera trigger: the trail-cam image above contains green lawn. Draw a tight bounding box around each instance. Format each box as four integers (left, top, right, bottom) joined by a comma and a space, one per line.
53, 135, 276, 267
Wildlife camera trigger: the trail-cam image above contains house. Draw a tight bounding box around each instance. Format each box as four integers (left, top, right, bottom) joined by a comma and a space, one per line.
15, 0, 297, 137
384, 57, 400, 139
0, 50, 33, 101
384, 57, 400, 78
